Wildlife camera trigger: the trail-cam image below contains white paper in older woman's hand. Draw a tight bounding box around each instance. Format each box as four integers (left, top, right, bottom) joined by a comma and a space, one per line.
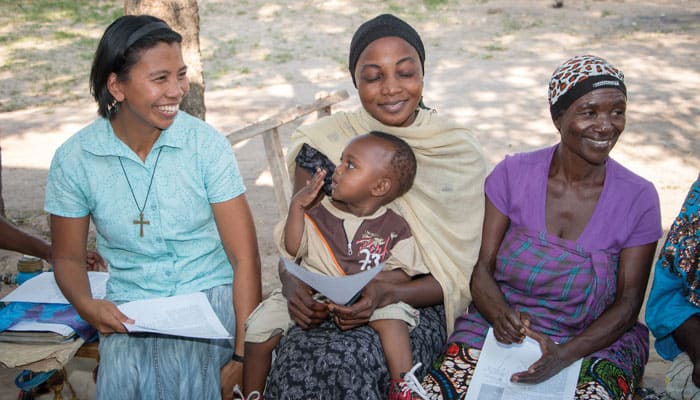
281, 257, 382, 305
465, 327, 582, 400
117, 292, 231, 339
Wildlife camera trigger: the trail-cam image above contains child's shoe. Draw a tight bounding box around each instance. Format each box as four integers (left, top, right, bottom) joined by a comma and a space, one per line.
232, 385, 263, 400
388, 363, 430, 400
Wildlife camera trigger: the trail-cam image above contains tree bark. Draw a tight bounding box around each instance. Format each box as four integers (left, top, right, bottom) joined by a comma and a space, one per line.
0, 146, 5, 217
124, 0, 206, 120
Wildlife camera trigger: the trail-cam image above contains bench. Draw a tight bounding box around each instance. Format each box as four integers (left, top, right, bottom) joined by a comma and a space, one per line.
225, 90, 349, 219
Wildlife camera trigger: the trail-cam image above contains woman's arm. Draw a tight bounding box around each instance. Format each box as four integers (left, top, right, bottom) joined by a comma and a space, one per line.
469, 197, 527, 344
211, 195, 262, 356
50, 214, 131, 333
513, 241, 658, 384
212, 195, 261, 400
0, 215, 51, 262
672, 315, 700, 387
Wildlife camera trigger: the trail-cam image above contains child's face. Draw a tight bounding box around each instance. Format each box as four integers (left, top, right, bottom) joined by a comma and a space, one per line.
331, 135, 394, 206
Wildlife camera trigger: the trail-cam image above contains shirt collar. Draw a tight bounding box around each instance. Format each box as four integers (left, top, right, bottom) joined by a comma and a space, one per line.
81, 112, 187, 158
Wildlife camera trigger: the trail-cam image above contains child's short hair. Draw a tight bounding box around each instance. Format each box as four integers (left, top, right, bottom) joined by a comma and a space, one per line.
368, 131, 417, 197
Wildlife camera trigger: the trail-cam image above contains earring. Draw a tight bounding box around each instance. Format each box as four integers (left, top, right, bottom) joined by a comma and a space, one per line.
107, 99, 120, 117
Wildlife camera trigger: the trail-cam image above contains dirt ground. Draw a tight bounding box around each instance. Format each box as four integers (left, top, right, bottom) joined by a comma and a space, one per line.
0, 0, 698, 398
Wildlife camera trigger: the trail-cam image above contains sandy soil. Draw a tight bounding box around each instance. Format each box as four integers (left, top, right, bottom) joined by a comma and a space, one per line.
0, 1, 698, 398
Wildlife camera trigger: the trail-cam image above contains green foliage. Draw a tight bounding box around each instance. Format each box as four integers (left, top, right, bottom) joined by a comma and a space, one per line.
0, 0, 121, 112
1, 0, 121, 25
423, 0, 449, 9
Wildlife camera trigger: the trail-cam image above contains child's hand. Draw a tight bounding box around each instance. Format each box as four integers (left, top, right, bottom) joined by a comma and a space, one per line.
290, 168, 327, 209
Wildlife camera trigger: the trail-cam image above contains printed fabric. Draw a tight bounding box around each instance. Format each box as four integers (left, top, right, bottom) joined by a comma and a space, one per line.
265, 304, 445, 400
645, 175, 700, 361
0, 302, 96, 340
422, 343, 641, 400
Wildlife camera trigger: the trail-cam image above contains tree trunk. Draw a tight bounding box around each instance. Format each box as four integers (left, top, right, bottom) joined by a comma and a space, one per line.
0, 146, 5, 217
124, 0, 206, 120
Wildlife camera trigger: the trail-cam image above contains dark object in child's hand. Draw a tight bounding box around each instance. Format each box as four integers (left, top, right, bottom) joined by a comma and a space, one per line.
295, 143, 336, 196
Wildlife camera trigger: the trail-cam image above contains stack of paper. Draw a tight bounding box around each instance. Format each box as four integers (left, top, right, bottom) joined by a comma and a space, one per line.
0, 321, 77, 344
1, 271, 232, 341
0, 272, 108, 344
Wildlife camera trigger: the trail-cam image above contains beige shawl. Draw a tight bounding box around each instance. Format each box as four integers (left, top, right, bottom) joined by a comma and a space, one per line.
287, 107, 487, 334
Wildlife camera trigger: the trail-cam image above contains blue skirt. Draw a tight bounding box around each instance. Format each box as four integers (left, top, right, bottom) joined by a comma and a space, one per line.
96, 285, 235, 400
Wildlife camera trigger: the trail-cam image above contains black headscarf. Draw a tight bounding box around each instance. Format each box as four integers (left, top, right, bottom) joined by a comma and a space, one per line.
348, 14, 425, 87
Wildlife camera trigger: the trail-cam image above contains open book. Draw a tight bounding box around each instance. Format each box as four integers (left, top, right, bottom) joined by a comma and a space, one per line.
281, 257, 383, 305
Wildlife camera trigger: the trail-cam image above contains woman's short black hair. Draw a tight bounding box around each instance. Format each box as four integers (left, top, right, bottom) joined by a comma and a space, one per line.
89, 15, 182, 118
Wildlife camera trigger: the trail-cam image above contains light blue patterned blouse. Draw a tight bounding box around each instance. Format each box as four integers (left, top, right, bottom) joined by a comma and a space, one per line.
45, 112, 245, 302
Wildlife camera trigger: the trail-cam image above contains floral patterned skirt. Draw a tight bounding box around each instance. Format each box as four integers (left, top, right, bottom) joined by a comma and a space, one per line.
421, 342, 642, 400
264, 305, 446, 400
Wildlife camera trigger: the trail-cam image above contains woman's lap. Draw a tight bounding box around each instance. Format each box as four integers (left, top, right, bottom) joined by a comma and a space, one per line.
265, 304, 446, 400
96, 285, 235, 400
423, 324, 649, 400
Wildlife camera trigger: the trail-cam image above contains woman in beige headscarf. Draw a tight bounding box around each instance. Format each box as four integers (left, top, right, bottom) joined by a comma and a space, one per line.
261, 14, 487, 400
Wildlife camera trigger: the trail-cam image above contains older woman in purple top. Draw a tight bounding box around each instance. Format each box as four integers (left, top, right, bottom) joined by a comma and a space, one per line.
420, 55, 662, 400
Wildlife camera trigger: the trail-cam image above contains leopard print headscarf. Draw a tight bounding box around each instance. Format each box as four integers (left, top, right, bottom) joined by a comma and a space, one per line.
548, 55, 626, 120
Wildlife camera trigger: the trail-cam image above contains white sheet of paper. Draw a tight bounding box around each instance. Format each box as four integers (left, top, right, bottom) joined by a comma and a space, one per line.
1, 271, 108, 304
117, 292, 232, 339
465, 327, 582, 400
7, 321, 75, 337
281, 257, 383, 305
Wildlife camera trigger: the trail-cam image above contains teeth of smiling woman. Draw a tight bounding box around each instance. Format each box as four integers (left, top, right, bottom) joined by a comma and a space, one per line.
158, 105, 178, 113
585, 138, 610, 146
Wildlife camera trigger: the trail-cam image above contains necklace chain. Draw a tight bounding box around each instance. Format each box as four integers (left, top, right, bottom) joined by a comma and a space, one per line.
118, 147, 163, 237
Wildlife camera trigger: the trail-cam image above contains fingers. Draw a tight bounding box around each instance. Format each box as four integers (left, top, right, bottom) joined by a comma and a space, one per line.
510, 357, 551, 384
494, 314, 525, 344
287, 297, 314, 328
86, 251, 107, 272
108, 307, 134, 333
335, 316, 370, 330
518, 311, 532, 328
330, 295, 373, 320
309, 168, 327, 189
522, 325, 551, 350
287, 290, 329, 329
294, 168, 327, 207
329, 299, 373, 330
88, 300, 133, 334
220, 361, 243, 400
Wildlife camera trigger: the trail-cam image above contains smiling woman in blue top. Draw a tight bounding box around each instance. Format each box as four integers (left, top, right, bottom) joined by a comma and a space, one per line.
44, 15, 261, 400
